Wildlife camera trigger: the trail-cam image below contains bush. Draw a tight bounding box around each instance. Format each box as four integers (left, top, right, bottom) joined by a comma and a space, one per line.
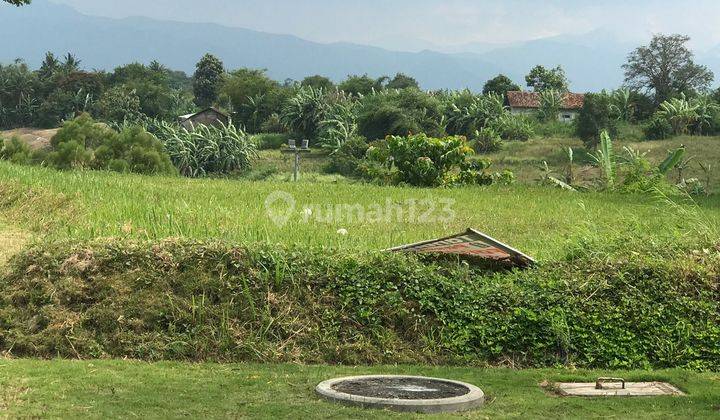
2, 239, 718, 369
471, 128, 502, 153
643, 114, 673, 140
533, 120, 575, 138
458, 159, 514, 186
47, 114, 176, 175
381, 133, 472, 186
51, 113, 117, 150
576, 92, 617, 148
357, 89, 444, 141
0, 137, 33, 165
324, 136, 369, 177
489, 114, 535, 141
252, 133, 289, 150
93, 126, 176, 175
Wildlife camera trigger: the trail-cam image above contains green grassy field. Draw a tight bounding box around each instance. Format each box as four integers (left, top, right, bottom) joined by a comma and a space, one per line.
1, 133, 719, 418
0, 161, 716, 261
484, 135, 720, 189
1, 360, 718, 419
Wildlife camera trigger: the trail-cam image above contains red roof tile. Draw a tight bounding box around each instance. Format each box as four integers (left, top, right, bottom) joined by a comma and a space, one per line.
506, 91, 585, 110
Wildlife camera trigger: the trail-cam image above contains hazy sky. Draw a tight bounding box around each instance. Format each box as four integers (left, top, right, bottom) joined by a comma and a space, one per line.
49, 0, 720, 51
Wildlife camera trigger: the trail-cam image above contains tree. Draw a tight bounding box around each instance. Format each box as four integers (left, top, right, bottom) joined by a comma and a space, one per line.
338, 75, 385, 96
192, 54, 224, 108
38, 52, 60, 80
576, 92, 617, 149
3, 0, 30, 5
482, 74, 520, 96
386, 73, 419, 90
623, 34, 714, 104
109, 62, 176, 119
220, 68, 287, 132
525, 65, 569, 92
301, 75, 335, 91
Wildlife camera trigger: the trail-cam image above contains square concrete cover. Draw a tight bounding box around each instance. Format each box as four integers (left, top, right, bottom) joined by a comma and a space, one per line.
555, 382, 684, 397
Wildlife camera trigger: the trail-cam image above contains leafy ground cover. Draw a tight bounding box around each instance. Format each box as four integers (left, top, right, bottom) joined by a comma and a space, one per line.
2, 239, 718, 368
1, 360, 718, 419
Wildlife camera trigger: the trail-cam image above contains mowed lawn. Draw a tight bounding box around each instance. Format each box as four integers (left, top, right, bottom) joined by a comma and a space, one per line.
0, 161, 717, 260
1, 360, 719, 419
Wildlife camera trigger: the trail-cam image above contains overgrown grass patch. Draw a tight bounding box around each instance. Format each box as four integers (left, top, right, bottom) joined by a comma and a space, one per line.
0, 161, 716, 261
1, 239, 718, 369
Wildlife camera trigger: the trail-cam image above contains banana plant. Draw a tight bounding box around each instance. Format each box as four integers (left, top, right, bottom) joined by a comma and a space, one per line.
538, 89, 562, 122
658, 146, 686, 175
658, 93, 699, 135
609, 89, 634, 121
590, 130, 615, 190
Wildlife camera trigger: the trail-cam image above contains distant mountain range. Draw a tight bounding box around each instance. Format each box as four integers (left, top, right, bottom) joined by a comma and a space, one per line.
2, 0, 720, 92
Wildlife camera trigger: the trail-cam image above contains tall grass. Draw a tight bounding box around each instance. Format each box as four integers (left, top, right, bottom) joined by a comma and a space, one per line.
0, 161, 716, 260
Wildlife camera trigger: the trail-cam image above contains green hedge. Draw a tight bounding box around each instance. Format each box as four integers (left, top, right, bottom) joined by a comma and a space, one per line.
1, 240, 718, 369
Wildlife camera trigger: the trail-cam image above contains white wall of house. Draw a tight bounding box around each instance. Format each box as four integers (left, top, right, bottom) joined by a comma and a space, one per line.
510, 108, 579, 124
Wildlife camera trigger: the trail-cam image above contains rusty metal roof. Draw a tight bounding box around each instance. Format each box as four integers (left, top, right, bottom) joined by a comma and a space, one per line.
506, 91, 585, 110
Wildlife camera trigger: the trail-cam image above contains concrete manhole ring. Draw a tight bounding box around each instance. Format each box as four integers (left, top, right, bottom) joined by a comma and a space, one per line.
316, 375, 485, 413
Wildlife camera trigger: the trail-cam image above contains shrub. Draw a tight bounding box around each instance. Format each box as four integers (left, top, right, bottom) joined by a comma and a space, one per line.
48, 114, 176, 175
576, 92, 617, 149
643, 114, 673, 140
93, 126, 176, 175
252, 133, 289, 150
382, 133, 472, 187
489, 114, 534, 141
51, 113, 117, 150
458, 159, 514, 185
471, 128, 502, 153
0, 137, 33, 165
358, 89, 444, 140
324, 136, 369, 177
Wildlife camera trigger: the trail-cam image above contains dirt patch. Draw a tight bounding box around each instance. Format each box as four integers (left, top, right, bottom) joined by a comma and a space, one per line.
0, 127, 58, 150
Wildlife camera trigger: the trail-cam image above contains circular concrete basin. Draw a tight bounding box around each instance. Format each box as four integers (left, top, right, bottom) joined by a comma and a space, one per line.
316, 375, 485, 413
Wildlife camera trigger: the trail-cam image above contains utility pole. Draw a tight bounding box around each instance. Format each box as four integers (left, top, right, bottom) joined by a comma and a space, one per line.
281, 139, 311, 181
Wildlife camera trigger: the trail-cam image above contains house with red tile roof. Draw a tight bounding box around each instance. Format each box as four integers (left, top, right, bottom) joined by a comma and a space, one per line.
506, 91, 585, 123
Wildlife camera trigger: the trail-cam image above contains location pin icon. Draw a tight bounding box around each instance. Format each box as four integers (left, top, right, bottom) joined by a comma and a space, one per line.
265, 191, 296, 227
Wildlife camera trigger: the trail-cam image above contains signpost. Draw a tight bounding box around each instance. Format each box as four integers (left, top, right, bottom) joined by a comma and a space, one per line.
281, 139, 311, 181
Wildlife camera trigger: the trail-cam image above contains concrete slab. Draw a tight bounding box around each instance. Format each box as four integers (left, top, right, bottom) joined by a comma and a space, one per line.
555, 381, 685, 397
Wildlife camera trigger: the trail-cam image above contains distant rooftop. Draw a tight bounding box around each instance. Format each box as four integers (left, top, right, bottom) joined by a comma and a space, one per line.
507, 91, 585, 110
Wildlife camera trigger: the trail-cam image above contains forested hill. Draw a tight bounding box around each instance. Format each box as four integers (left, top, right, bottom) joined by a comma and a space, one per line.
2, 0, 719, 91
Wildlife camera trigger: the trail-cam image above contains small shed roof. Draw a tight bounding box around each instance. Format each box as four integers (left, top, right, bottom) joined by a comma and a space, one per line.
507, 91, 585, 110
178, 107, 228, 122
